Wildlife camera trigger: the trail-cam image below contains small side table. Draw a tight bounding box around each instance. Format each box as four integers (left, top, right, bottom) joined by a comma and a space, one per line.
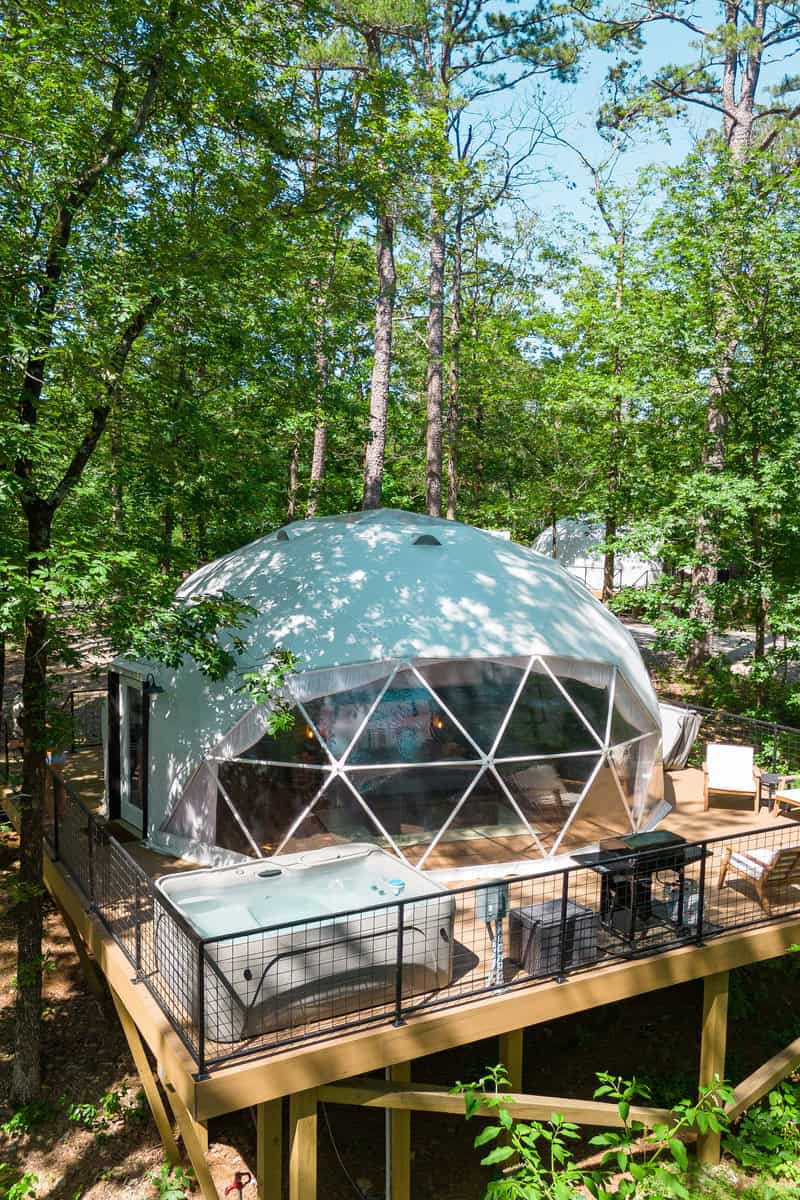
758, 772, 782, 811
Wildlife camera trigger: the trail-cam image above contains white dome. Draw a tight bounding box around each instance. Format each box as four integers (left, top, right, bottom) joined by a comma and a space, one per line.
177, 508, 656, 715
532, 517, 660, 592
110, 509, 666, 872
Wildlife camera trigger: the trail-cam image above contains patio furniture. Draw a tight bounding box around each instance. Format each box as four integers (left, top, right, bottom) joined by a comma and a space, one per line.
703, 744, 760, 812
771, 777, 800, 817
718, 844, 800, 915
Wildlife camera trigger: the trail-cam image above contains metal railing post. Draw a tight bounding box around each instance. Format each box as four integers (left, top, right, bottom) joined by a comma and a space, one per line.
134, 874, 142, 977
196, 939, 207, 1078
772, 723, 779, 773
52, 775, 60, 862
696, 841, 708, 946
87, 811, 95, 907
393, 901, 406, 1026
556, 869, 570, 982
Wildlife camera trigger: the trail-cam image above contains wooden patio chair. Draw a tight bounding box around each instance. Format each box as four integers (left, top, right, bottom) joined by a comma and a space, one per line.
703, 744, 760, 812
718, 844, 800, 915
771, 775, 800, 817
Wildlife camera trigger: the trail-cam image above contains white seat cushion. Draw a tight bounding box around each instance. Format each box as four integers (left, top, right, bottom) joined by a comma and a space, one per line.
776, 788, 800, 803
729, 847, 779, 878
706, 744, 755, 792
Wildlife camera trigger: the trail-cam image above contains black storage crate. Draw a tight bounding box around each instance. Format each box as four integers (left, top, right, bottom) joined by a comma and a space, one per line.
508, 899, 598, 978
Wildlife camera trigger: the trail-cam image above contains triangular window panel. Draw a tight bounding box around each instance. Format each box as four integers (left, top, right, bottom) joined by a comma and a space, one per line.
557, 760, 632, 854
544, 658, 612, 744
349, 764, 480, 864
423, 770, 540, 870
240, 705, 328, 765
348, 669, 479, 765
217, 761, 330, 857
610, 733, 663, 831
304, 674, 393, 760
610, 674, 658, 746
496, 754, 601, 855
496, 664, 601, 758
279, 777, 396, 857
416, 659, 527, 753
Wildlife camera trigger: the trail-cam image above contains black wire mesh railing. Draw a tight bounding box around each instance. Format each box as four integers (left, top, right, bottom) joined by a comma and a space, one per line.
662, 698, 800, 775
39, 767, 800, 1078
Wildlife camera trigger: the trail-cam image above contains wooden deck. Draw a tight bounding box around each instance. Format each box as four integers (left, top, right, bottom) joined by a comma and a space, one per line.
7, 773, 800, 1200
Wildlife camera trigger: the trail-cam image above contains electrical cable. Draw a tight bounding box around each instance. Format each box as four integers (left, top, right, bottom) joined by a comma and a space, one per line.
321, 1101, 372, 1200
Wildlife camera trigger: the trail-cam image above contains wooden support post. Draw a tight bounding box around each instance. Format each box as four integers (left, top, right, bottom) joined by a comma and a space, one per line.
388, 1063, 411, 1200
166, 1086, 218, 1199
697, 970, 729, 1166
499, 1029, 524, 1092
289, 1089, 317, 1200
257, 1099, 282, 1200
54, 893, 106, 1000
108, 986, 180, 1166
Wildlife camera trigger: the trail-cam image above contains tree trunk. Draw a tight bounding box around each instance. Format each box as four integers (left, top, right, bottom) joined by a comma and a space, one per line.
362, 210, 396, 510
307, 334, 329, 519
602, 229, 625, 604
307, 417, 327, 518
446, 212, 463, 522
688, 344, 734, 669
12, 503, 52, 1103
425, 206, 446, 517
688, 9, 758, 666
161, 502, 174, 574
287, 436, 300, 520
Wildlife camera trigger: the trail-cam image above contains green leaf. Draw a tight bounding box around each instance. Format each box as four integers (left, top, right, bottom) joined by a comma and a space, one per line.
480, 1145, 515, 1166
473, 1124, 502, 1147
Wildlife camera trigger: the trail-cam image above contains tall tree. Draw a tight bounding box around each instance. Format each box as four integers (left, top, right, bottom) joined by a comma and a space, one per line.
0, 0, 296, 1100
596, 0, 800, 661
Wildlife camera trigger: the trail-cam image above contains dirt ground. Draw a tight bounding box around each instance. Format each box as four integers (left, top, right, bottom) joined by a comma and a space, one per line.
0, 816, 798, 1200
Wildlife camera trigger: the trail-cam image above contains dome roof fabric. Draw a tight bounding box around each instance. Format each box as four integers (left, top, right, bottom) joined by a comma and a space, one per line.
176, 508, 657, 721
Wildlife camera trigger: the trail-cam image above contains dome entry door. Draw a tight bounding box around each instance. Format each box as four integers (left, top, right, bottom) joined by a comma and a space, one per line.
119, 681, 145, 832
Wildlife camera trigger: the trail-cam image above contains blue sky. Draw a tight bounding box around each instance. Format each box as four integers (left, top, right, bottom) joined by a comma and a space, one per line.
465, 2, 795, 232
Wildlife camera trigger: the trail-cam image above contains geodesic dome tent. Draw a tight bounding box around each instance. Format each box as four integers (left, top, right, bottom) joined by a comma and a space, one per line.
532, 517, 660, 593
113, 509, 667, 871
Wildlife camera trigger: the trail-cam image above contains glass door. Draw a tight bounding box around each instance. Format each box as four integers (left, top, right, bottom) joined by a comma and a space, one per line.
119, 682, 145, 832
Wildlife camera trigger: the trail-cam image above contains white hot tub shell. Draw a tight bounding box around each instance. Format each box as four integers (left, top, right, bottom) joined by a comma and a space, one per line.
154, 844, 456, 1043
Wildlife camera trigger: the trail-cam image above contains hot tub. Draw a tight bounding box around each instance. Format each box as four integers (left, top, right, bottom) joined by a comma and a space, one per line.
154, 844, 455, 1043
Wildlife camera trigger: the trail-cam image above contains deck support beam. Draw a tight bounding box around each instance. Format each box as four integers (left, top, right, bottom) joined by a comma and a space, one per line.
318, 1076, 673, 1128
697, 970, 729, 1166
257, 1099, 283, 1200
108, 986, 180, 1166
289, 1089, 317, 1200
388, 1063, 411, 1200
166, 1086, 217, 1198
499, 1029, 524, 1091
726, 1034, 800, 1121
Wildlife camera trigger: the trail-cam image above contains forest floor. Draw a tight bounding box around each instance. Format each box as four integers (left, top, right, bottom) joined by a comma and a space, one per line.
0, 816, 799, 1199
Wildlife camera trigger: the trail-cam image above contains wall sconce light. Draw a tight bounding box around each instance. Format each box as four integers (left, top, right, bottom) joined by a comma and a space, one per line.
143, 673, 165, 697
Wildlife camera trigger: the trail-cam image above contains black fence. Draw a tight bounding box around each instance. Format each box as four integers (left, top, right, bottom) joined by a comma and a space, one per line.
40, 771, 800, 1079
2, 689, 105, 782
665, 699, 800, 775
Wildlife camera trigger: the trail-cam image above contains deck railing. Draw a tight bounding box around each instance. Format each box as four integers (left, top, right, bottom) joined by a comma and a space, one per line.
670, 701, 800, 775
41, 771, 800, 1079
